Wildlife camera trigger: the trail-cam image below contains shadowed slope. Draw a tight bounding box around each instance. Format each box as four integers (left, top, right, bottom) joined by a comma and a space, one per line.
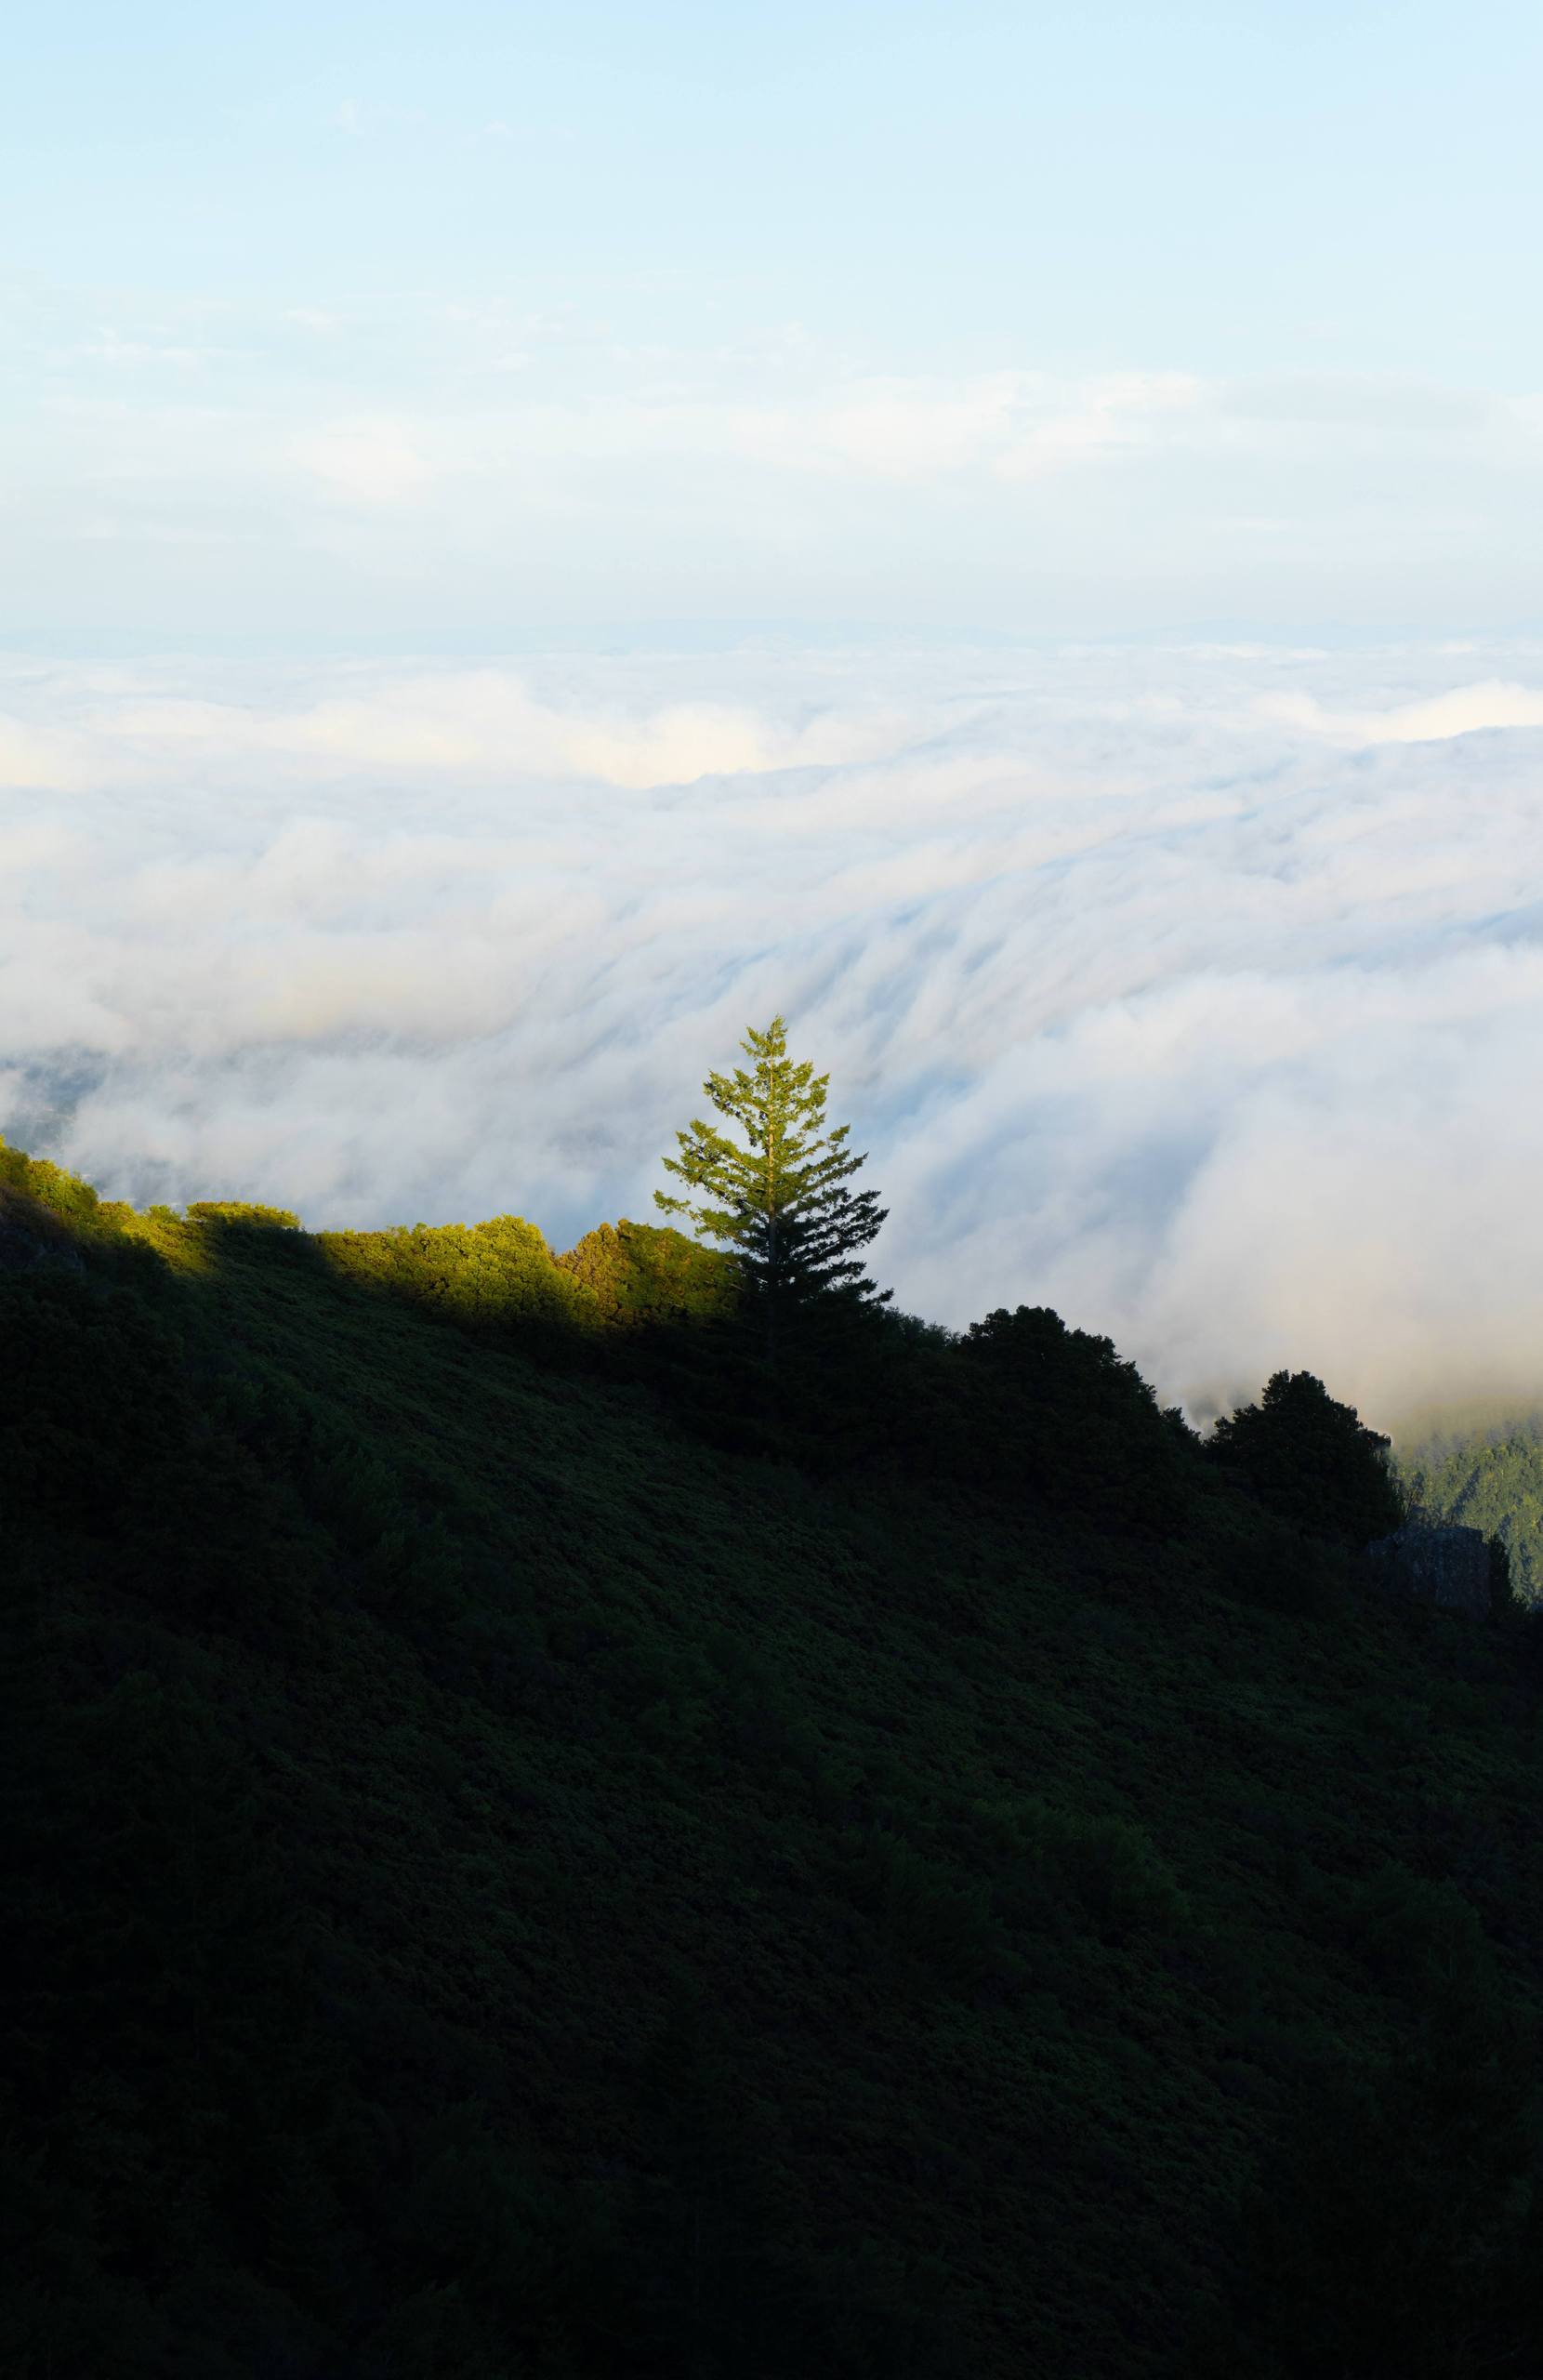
3, 1140, 1541, 2378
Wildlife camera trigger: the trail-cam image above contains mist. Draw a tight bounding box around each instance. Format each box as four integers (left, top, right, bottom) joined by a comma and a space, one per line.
6, 635, 1543, 1434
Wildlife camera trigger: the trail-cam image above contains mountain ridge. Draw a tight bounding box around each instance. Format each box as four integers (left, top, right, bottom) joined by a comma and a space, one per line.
5, 1133, 1543, 2377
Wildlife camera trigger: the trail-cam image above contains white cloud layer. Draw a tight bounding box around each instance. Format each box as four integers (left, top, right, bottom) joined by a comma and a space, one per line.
6, 637, 1543, 1434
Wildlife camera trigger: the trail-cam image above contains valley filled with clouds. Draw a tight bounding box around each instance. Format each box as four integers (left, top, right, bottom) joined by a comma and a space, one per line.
5, 634, 1542, 1430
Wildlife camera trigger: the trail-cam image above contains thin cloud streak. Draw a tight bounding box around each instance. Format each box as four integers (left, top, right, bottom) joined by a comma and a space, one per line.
5, 639, 1543, 1433
14, 296, 1543, 636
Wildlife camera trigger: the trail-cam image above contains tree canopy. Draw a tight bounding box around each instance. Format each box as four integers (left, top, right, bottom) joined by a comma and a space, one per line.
1206, 1368, 1405, 1548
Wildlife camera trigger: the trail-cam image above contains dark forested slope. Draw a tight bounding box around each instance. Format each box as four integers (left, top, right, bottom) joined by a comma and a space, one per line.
5, 1139, 1543, 2379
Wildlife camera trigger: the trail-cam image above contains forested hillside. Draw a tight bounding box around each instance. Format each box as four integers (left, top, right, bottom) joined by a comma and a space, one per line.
1401, 1422, 1543, 1606
6, 1135, 1543, 2379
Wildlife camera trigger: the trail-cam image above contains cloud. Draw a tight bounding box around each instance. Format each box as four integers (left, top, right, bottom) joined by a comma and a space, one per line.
47, 672, 914, 787
288, 419, 435, 505
0, 714, 98, 790
76, 330, 213, 370
1259, 680, 1543, 744
722, 371, 1205, 483
14, 313, 1543, 633
7, 639, 1543, 1436
996, 372, 1203, 480
729, 377, 1026, 480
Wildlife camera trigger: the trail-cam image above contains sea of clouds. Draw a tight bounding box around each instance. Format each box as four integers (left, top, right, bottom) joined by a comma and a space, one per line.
5, 636, 1543, 1431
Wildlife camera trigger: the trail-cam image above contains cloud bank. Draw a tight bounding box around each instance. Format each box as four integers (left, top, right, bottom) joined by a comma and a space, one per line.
6, 637, 1543, 1434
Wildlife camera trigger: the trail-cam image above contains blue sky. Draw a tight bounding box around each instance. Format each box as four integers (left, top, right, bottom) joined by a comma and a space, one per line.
6, 1, 1543, 638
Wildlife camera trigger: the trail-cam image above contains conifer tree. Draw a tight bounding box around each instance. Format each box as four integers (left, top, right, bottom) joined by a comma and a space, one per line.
655, 1016, 889, 1355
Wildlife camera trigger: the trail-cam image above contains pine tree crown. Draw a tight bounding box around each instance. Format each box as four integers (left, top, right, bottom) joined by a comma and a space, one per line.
655, 1015, 889, 1302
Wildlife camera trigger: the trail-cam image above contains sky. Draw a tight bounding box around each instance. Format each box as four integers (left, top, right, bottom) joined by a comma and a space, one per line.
7, 0, 1543, 638
7, 6, 1543, 1433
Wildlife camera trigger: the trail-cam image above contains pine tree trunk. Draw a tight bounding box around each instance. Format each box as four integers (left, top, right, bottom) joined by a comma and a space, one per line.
764, 1214, 779, 1373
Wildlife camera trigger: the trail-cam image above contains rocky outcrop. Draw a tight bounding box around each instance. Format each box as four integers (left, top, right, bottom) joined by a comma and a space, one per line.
1365, 1522, 1495, 1619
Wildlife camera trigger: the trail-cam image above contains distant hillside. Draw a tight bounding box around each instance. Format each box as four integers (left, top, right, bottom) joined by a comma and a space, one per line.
1399, 1421, 1543, 1606
4, 1136, 1543, 2379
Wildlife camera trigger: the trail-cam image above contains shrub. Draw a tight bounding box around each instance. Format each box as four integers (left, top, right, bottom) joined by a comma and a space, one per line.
1206, 1370, 1405, 1549
907, 1304, 1191, 1529
559, 1219, 740, 1330
982, 1796, 1189, 1943
317, 1215, 599, 1344
1340, 1863, 1496, 2001
187, 1201, 302, 1230
0, 1273, 190, 1527
836, 1827, 1005, 1990
0, 1137, 105, 1232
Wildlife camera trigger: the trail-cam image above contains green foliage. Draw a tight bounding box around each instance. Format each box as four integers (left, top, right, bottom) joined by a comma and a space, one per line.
559, 1219, 739, 1330
0, 1133, 107, 1231
1489, 1529, 1515, 1612
7, 1138, 1543, 2379
1401, 1424, 1543, 1606
0, 1272, 189, 1527
1207, 1368, 1405, 1548
656, 1015, 889, 1337
188, 1200, 303, 1230
900, 1303, 1192, 1530
316, 1212, 600, 1344
1195, 1990, 1539, 2379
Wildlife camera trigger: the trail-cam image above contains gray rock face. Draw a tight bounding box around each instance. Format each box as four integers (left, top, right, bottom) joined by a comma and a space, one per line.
1365, 1523, 1493, 1619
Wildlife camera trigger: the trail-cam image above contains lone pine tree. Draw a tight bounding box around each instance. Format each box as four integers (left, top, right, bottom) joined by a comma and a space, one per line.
655, 1015, 889, 1358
